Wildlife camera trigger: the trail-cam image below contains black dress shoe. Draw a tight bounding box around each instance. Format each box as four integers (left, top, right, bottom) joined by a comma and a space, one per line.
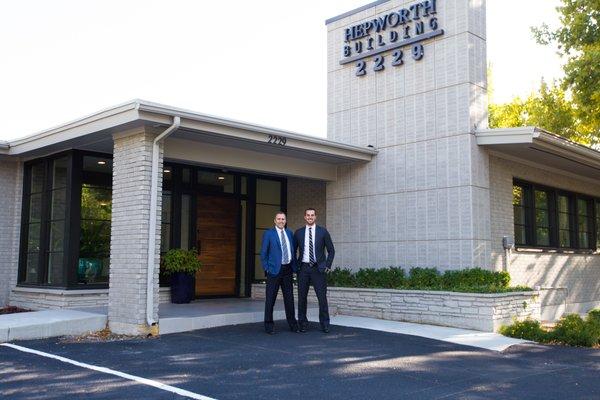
299, 325, 307, 333
322, 327, 330, 334
290, 325, 300, 333
266, 329, 275, 335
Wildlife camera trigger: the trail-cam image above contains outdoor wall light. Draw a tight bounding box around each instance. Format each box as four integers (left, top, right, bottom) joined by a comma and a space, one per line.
164, 169, 171, 173
97, 161, 106, 165
217, 176, 225, 180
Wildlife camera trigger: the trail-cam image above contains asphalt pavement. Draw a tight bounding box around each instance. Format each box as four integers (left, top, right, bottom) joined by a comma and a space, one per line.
1, 322, 599, 400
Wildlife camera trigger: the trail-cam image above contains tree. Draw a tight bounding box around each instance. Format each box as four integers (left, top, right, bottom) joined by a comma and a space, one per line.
489, 80, 593, 145
532, 0, 600, 140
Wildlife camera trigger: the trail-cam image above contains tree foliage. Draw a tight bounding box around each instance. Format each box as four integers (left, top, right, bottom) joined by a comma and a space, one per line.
532, 0, 600, 141
489, 80, 593, 145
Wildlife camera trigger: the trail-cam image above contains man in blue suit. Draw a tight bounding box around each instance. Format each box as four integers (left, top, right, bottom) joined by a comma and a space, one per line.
260, 211, 299, 334
295, 208, 335, 333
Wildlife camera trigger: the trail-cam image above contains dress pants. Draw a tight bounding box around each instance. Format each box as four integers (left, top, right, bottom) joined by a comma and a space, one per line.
297, 262, 329, 330
264, 264, 297, 332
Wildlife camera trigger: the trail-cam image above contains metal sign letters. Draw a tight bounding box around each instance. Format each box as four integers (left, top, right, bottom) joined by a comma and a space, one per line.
340, 0, 444, 76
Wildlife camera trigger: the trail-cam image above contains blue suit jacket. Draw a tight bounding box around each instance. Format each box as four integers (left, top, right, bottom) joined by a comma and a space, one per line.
260, 227, 297, 276
294, 225, 335, 273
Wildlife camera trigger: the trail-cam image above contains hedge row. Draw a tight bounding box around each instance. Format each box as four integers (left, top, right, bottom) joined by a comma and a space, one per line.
327, 267, 532, 293
500, 310, 600, 347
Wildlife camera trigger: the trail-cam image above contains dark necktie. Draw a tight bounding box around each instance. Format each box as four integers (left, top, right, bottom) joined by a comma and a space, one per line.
280, 230, 289, 264
309, 227, 315, 264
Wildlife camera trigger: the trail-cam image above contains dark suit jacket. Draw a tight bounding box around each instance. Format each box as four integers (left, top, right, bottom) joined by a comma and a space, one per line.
260, 227, 297, 276
294, 225, 335, 272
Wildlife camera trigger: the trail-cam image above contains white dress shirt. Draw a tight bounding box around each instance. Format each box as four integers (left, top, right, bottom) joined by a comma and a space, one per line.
276, 227, 292, 264
302, 225, 317, 263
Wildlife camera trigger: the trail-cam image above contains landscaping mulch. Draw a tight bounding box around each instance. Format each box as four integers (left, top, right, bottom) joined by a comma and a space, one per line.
0, 306, 30, 315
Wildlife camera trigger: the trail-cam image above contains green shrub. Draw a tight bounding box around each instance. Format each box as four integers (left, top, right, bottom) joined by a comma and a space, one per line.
587, 309, 600, 324
327, 266, 528, 293
327, 268, 356, 287
499, 319, 547, 342
442, 268, 510, 290
549, 314, 600, 347
162, 248, 202, 275
407, 268, 440, 289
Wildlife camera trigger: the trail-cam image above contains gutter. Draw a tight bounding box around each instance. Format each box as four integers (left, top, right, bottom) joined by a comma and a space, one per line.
146, 116, 181, 327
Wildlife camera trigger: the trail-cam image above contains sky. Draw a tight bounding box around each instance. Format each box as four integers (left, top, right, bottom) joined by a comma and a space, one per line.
0, 0, 563, 141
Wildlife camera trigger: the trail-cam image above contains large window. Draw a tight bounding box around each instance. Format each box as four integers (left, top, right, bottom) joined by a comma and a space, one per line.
254, 178, 284, 281
19, 151, 113, 288
77, 156, 112, 285
20, 156, 69, 285
513, 180, 599, 251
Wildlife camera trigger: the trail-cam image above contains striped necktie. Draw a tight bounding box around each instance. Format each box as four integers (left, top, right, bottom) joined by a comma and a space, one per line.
309, 227, 315, 264
280, 230, 289, 264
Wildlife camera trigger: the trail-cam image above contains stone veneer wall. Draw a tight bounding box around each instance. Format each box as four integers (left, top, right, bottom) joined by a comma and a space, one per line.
251, 283, 540, 332
287, 177, 327, 230
326, 0, 491, 271
489, 155, 600, 320
1, 160, 23, 307
10, 287, 172, 310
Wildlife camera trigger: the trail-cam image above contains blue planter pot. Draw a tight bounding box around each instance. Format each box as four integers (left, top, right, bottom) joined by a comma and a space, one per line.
170, 272, 195, 304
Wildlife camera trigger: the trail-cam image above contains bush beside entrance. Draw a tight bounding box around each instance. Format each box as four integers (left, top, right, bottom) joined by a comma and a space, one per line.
327, 267, 531, 294
500, 310, 600, 347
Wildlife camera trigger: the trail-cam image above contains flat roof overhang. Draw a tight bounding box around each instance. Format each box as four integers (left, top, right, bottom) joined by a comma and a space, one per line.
3, 100, 377, 181
476, 127, 600, 181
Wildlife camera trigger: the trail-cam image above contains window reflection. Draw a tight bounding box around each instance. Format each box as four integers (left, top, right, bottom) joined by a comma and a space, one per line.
78, 156, 112, 285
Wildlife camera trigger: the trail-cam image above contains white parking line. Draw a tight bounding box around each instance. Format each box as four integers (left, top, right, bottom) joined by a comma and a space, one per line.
1, 343, 216, 400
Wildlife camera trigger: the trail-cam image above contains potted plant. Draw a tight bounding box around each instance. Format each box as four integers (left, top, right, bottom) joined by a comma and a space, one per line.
162, 248, 202, 304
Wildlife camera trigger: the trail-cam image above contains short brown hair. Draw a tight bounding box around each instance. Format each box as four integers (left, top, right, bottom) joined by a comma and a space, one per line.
304, 208, 316, 215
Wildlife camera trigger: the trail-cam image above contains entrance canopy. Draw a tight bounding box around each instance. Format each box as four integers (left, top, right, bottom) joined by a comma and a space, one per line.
476, 127, 600, 181
3, 100, 377, 181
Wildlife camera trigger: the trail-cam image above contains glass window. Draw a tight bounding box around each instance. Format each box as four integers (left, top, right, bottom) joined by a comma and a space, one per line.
197, 171, 234, 193
513, 185, 528, 245
254, 179, 283, 281
577, 198, 593, 249
256, 179, 281, 204
161, 192, 172, 253
558, 195, 573, 248
77, 155, 112, 285
180, 194, 191, 250
21, 157, 69, 286
534, 190, 551, 246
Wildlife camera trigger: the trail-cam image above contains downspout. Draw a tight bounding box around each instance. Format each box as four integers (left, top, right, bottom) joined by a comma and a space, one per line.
147, 116, 181, 327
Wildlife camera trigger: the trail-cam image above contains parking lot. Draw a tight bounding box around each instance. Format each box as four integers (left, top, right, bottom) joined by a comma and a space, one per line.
1, 322, 599, 400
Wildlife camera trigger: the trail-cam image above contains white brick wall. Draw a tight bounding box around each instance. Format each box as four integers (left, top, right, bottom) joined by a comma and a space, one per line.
0, 160, 22, 307
287, 177, 327, 230
489, 155, 600, 319
108, 128, 163, 335
252, 283, 540, 332
326, 0, 491, 271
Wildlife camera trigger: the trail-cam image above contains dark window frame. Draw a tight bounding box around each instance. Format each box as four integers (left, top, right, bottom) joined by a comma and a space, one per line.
160, 162, 287, 295
513, 179, 599, 252
18, 150, 113, 290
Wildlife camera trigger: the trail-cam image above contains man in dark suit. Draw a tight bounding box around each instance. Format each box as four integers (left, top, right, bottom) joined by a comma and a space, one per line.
294, 208, 335, 333
260, 211, 299, 334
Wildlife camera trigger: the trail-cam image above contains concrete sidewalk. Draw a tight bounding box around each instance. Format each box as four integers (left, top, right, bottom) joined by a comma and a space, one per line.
329, 315, 529, 351
0, 309, 107, 342
1, 300, 528, 351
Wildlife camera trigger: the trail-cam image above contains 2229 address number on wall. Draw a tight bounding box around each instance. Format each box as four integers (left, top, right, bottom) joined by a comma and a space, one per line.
356, 43, 424, 76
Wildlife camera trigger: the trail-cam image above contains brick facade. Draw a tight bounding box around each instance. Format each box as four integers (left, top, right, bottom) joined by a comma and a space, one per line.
287, 177, 327, 230
489, 155, 600, 319
108, 128, 163, 335
0, 160, 22, 307
326, 0, 491, 271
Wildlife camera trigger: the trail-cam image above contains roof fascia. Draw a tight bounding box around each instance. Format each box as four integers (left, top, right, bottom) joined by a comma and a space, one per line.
8, 102, 140, 155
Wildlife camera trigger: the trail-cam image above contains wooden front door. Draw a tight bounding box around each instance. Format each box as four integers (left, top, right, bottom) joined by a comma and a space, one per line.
195, 195, 238, 297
